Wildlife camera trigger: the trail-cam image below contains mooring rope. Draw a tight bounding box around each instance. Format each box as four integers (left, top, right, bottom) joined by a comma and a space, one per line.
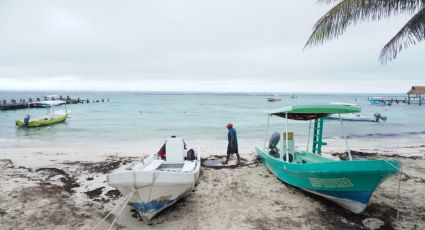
338, 114, 352, 160
106, 192, 134, 230
384, 160, 403, 220
263, 115, 270, 149
147, 171, 160, 203
92, 192, 134, 230
306, 120, 312, 152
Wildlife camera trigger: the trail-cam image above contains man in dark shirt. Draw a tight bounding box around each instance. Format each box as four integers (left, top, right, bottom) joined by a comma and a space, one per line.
223, 123, 240, 166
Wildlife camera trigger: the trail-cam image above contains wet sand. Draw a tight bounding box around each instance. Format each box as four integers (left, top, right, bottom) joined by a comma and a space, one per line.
0, 145, 424, 230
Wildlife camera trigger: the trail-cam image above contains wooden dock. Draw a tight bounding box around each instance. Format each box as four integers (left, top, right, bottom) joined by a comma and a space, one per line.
369, 96, 407, 104
368, 96, 422, 105
0, 95, 109, 111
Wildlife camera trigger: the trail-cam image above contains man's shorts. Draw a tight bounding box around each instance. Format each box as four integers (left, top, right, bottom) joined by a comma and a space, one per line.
227, 144, 239, 154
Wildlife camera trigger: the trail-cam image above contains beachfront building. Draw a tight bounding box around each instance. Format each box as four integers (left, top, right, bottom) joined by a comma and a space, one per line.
407, 86, 425, 105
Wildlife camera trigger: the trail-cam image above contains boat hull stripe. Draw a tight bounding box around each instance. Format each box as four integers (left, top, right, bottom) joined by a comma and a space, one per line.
309, 190, 372, 204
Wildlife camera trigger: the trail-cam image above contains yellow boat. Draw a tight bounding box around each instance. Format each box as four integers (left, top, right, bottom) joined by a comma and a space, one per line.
16, 101, 70, 128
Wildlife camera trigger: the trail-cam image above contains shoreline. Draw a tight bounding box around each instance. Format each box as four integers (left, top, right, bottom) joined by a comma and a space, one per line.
0, 144, 424, 229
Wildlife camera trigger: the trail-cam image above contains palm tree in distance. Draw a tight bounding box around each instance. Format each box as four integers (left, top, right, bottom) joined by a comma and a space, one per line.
305, 0, 425, 64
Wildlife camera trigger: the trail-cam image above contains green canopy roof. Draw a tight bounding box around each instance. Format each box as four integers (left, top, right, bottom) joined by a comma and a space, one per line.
266, 104, 361, 120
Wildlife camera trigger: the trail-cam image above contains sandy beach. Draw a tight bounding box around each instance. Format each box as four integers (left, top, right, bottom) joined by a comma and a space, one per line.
1, 142, 424, 230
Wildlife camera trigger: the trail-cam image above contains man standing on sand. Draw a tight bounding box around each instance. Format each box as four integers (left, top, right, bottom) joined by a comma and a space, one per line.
223, 122, 240, 166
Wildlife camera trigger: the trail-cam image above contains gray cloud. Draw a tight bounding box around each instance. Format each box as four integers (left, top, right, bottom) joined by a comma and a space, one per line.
0, 0, 423, 92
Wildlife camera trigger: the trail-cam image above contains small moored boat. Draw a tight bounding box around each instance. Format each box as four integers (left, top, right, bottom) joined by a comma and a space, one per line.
15, 101, 70, 128
325, 112, 387, 122
267, 95, 282, 102
107, 136, 201, 221
30, 100, 66, 108
368, 97, 392, 106
256, 104, 400, 213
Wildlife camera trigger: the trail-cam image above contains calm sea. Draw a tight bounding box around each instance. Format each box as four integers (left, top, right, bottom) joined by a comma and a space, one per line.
0, 91, 424, 153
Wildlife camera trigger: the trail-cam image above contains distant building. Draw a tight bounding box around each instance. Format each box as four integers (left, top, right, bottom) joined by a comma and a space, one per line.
407, 86, 425, 105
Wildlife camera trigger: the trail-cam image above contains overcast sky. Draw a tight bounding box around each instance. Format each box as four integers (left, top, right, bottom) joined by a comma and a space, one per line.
0, 0, 423, 93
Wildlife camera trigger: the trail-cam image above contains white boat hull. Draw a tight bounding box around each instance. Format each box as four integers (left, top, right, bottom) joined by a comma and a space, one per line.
107, 155, 201, 221
325, 114, 378, 122
303, 188, 367, 214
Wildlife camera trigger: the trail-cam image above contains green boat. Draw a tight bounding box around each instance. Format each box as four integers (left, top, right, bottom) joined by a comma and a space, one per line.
16, 101, 70, 128
256, 104, 400, 213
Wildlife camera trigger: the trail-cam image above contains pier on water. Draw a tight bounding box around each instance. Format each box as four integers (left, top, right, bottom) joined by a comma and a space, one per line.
0, 95, 109, 111
367, 96, 415, 105
369, 86, 425, 106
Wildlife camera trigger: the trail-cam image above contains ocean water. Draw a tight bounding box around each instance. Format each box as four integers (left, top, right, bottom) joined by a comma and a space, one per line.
0, 91, 424, 153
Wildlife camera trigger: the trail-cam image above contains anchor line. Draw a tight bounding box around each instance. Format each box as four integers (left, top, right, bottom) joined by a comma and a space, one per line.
92, 192, 134, 230
147, 171, 160, 203
107, 192, 134, 230
384, 160, 403, 220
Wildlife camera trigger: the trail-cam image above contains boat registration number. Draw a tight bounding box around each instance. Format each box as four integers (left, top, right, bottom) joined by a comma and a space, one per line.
308, 178, 353, 188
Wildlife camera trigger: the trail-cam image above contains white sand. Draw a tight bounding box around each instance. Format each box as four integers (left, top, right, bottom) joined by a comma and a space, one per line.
0, 142, 424, 229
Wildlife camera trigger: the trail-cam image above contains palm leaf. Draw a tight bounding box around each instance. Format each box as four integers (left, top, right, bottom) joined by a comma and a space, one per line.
305, 0, 424, 47
380, 7, 425, 63
317, 0, 343, 3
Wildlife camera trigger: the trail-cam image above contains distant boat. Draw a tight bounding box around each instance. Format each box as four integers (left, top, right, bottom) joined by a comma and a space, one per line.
330, 102, 359, 107
256, 104, 399, 213
290, 94, 297, 99
327, 103, 386, 122
325, 113, 387, 122
368, 97, 392, 106
30, 100, 66, 108
267, 95, 282, 102
107, 137, 201, 221
16, 101, 70, 128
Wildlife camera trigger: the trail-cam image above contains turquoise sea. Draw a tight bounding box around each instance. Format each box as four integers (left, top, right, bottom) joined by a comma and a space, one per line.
0, 91, 424, 153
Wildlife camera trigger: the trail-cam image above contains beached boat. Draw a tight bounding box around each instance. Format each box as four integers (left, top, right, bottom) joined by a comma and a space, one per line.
255, 104, 400, 213
15, 101, 70, 128
107, 137, 201, 221
267, 95, 282, 102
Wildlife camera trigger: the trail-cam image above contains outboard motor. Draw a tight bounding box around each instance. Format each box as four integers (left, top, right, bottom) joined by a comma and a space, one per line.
374, 113, 387, 122
24, 115, 30, 127
268, 132, 280, 158
269, 132, 280, 149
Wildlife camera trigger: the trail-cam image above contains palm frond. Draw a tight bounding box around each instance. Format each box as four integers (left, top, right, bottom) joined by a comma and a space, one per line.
380, 7, 425, 63
305, 0, 424, 48
317, 0, 343, 3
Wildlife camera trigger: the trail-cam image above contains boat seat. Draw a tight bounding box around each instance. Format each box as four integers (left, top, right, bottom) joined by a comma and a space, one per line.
141, 160, 164, 171
165, 137, 185, 164
181, 161, 196, 172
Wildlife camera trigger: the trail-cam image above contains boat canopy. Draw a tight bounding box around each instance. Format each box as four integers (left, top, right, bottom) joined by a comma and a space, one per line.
266, 104, 361, 120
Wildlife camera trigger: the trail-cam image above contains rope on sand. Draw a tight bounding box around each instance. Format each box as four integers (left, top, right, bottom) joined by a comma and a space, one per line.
92, 192, 134, 230
384, 160, 403, 220
107, 192, 134, 230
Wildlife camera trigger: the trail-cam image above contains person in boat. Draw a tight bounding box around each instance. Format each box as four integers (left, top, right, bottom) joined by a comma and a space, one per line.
222, 123, 240, 165
157, 135, 187, 160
